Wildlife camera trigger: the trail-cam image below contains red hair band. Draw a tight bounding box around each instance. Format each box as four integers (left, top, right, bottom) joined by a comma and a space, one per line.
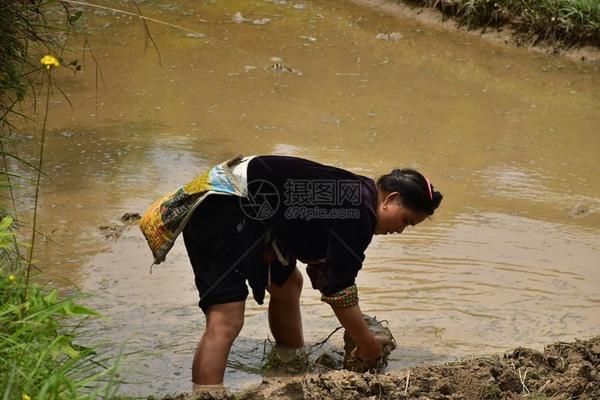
425, 177, 433, 200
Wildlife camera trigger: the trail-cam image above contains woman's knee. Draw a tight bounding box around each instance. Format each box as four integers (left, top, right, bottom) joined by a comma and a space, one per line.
204, 302, 245, 341
207, 318, 243, 341
269, 268, 303, 300
287, 268, 303, 291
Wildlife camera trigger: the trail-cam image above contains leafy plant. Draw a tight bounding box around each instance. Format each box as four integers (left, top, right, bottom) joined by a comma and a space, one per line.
0, 219, 121, 399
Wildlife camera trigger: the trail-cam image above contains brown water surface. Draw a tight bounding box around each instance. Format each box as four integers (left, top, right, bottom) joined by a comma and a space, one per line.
16, 0, 600, 395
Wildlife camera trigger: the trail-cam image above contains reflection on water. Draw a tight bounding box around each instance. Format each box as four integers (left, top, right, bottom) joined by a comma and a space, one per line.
365, 212, 599, 354
13, 0, 600, 395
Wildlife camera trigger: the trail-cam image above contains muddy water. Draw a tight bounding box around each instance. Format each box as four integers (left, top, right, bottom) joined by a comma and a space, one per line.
17, 0, 599, 395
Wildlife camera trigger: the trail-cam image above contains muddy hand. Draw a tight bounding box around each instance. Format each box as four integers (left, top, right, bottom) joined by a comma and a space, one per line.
355, 334, 388, 368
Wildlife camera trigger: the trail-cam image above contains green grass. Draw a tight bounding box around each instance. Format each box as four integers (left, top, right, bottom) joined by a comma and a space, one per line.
0, 217, 121, 399
397, 0, 600, 47
0, 2, 121, 383
1, 1, 52, 133
0, 1, 85, 137
0, 2, 165, 398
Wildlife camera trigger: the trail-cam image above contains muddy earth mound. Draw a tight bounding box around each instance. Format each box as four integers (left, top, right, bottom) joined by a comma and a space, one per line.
343, 314, 396, 372
260, 315, 395, 374
184, 336, 599, 400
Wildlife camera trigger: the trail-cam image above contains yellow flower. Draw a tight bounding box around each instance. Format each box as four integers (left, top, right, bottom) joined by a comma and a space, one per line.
40, 55, 60, 69
8, 274, 16, 282
22, 394, 31, 400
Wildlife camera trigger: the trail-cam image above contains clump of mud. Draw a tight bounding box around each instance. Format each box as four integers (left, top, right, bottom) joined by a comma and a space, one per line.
98, 212, 141, 239
121, 212, 141, 222
261, 345, 311, 375
342, 315, 396, 372
184, 335, 599, 400
259, 315, 395, 375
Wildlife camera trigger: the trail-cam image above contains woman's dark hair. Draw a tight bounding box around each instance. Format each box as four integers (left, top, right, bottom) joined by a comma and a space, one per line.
376, 168, 443, 215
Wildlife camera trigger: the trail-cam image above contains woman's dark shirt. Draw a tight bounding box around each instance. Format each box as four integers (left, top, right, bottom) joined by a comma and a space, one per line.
246, 155, 378, 296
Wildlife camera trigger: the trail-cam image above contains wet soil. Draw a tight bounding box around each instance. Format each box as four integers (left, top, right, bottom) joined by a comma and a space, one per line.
260, 315, 396, 375
181, 336, 599, 400
98, 213, 141, 239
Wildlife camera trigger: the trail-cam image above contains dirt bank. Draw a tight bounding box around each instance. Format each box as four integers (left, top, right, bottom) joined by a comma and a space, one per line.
350, 0, 600, 62
177, 336, 599, 400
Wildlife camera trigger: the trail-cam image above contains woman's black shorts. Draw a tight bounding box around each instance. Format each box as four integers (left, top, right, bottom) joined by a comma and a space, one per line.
182, 194, 295, 313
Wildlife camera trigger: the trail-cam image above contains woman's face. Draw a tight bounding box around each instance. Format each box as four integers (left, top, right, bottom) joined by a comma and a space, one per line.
375, 191, 429, 235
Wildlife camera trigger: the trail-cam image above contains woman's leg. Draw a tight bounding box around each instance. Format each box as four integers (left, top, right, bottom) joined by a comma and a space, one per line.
193, 301, 245, 385
266, 268, 304, 348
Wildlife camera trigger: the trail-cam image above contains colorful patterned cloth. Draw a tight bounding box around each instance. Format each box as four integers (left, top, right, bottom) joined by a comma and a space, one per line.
321, 284, 359, 307
139, 155, 245, 264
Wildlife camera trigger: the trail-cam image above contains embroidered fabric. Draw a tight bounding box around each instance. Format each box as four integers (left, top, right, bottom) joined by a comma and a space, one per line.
320, 284, 359, 307
139, 155, 256, 264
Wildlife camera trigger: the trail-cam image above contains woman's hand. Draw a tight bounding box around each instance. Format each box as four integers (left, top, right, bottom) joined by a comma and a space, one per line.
331, 303, 389, 367
355, 334, 388, 368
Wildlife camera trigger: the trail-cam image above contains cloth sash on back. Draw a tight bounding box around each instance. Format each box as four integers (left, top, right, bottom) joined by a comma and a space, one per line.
139, 155, 252, 265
